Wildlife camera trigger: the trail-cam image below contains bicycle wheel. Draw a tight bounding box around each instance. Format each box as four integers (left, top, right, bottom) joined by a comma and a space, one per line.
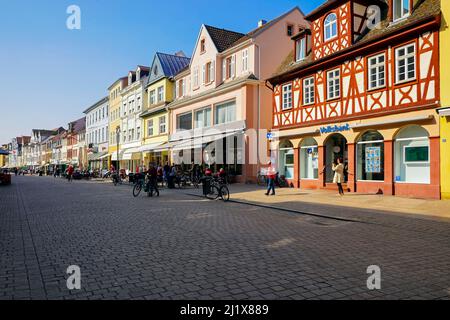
220, 185, 230, 202
132, 183, 142, 197
206, 185, 220, 200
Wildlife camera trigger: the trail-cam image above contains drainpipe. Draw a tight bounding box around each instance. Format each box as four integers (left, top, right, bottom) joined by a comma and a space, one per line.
255, 43, 261, 179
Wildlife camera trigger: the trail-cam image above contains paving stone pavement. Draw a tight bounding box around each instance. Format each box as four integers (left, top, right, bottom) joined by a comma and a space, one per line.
0, 176, 450, 300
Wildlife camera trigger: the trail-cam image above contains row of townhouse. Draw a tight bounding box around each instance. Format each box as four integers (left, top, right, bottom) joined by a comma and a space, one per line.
2, 0, 450, 199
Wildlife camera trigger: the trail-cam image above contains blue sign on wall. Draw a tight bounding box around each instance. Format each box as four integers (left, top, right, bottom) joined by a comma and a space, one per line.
320, 124, 350, 134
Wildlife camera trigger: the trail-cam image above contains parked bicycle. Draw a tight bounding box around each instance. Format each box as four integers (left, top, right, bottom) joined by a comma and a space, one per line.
111, 172, 122, 186
132, 173, 158, 197
203, 176, 230, 202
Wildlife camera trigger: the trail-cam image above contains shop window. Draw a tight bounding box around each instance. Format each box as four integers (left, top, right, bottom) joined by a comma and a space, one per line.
300, 137, 319, 179
357, 131, 384, 181
394, 125, 430, 184
279, 140, 294, 179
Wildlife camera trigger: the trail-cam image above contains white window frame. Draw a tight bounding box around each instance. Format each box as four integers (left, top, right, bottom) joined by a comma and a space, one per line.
157, 86, 164, 102
193, 66, 199, 88
159, 116, 166, 134
368, 53, 386, 90
395, 43, 416, 84
148, 119, 154, 137
214, 101, 236, 125
303, 77, 315, 105
242, 49, 248, 72
296, 37, 306, 62
324, 13, 338, 42
393, 0, 411, 22
327, 69, 340, 100
194, 107, 212, 129
282, 84, 293, 110
150, 90, 156, 104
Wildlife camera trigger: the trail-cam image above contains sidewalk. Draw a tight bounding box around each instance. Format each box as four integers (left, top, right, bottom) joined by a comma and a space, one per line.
226, 184, 450, 220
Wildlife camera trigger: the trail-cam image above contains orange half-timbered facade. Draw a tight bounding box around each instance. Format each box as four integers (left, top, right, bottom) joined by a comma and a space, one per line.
268, 0, 442, 199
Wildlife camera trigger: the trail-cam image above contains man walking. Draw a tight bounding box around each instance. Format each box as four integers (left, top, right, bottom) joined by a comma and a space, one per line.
147, 164, 159, 197
265, 161, 276, 196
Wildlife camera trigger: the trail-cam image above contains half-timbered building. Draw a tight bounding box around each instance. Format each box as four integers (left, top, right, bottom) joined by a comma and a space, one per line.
267, 0, 442, 199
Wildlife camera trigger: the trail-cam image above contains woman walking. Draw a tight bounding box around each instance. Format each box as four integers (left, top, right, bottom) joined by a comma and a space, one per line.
332, 158, 345, 195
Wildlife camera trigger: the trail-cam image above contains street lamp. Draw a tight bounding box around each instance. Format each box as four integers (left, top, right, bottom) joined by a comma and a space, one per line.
116, 126, 120, 171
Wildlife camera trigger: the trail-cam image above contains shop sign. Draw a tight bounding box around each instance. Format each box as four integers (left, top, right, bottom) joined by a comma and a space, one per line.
320, 124, 350, 134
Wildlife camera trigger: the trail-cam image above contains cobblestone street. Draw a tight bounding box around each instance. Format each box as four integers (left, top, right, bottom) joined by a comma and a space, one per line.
1, 176, 450, 300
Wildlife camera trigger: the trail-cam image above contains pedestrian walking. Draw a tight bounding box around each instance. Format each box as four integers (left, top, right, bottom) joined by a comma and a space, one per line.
265, 161, 276, 196
332, 158, 345, 196
67, 165, 74, 182
147, 164, 159, 197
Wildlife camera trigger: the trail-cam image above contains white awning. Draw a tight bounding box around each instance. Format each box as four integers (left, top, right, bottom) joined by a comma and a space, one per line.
437, 108, 450, 116
138, 142, 165, 153
350, 114, 434, 129
172, 131, 241, 151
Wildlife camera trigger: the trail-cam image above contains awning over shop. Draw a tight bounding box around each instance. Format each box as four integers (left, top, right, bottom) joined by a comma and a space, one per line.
88, 152, 108, 162
0, 149, 9, 155
138, 142, 165, 153
122, 147, 141, 160
171, 131, 242, 151
437, 108, 450, 117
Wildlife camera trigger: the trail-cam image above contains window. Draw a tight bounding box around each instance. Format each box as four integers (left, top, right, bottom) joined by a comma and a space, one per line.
368, 53, 386, 90
224, 56, 235, 80
296, 38, 306, 61
148, 120, 154, 136
324, 13, 338, 41
303, 77, 315, 105
394, 125, 430, 183
327, 69, 340, 100
200, 39, 206, 53
150, 90, 156, 104
193, 67, 199, 88
137, 127, 141, 140
242, 49, 248, 72
159, 116, 166, 134
177, 112, 192, 130
195, 108, 212, 128
395, 43, 416, 84
215, 101, 236, 125
282, 84, 292, 110
300, 138, 319, 179
205, 62, 214, 83
357, 131, 384, 181
287, 24, 293, 36
137, 97, 141, 110
393, 0, 410, 22
157, 86, 164, 102
123, 130, 126, 142
279, 140, 294, 179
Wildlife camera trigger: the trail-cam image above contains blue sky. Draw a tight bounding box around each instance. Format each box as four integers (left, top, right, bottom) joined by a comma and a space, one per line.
0, 0, 324, 143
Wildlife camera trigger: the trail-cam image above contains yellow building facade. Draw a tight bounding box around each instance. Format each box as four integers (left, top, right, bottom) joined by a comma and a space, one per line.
440, 0, 450, 199
140, 52, 190, 167
108, 77, 127, 168
141, 77, 173, 166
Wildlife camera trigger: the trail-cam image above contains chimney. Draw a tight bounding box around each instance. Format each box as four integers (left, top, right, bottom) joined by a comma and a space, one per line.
175, 51, 186, 57
258, 20, 267, 28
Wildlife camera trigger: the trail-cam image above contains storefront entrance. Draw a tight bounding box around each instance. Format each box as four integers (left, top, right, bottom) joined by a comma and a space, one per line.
324, 133, 348, 183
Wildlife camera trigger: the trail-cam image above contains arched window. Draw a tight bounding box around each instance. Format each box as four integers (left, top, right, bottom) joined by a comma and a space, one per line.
279, 140, 294, 179
356, 131, 384, 181
324, 13, 338, 41
300, 137, 319, 179
394, 125, 430, 184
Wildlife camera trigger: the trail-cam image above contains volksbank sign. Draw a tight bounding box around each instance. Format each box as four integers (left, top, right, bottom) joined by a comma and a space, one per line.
320, 124, 351, 134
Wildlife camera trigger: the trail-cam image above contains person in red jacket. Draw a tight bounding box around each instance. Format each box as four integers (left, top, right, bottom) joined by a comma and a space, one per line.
265, 161, 276, 196
67, 165, 74, 182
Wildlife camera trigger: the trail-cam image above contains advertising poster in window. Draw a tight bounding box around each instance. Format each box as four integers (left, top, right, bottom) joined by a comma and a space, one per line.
365, 146, 381, 173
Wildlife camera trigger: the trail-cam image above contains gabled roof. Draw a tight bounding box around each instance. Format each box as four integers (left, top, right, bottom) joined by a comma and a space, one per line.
69, 117, 86, 134
269, 0, 440, 83
156, 52, 191, 78
204, 25, 246, 53
231, 7, 307, 48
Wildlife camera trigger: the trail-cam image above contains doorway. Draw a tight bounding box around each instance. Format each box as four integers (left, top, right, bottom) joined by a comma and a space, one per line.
324, 133, 348, 183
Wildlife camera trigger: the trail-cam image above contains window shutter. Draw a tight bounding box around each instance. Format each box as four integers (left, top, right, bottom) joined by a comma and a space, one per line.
222, 59, 226, 81
211, 60, 215, 82
202, 65, 206, 84
231, 55, 236, 78
175, 81, 179, 98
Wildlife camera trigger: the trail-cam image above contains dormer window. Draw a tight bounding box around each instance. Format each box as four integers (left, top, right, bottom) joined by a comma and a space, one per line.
200, 39, 206, 53
393, 0, 410, 22
324, 13, 337, 41
136, 69, 141, 81
295, 37, 306, 62
287, 24, 294, 37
